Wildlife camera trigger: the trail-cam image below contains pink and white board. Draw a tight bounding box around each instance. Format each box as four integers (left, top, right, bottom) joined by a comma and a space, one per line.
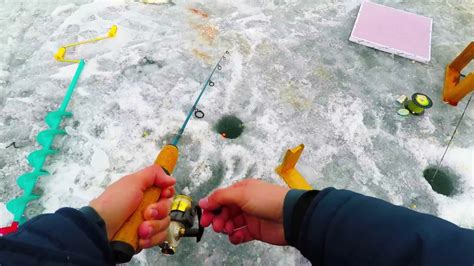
349, 1, 432, 63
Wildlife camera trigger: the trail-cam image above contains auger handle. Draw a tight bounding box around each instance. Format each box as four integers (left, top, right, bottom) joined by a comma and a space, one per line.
111, 144, 179, 263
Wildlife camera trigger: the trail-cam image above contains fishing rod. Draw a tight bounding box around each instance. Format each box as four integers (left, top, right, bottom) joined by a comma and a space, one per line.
111, 50, 230, 263
172, 50, 229, 146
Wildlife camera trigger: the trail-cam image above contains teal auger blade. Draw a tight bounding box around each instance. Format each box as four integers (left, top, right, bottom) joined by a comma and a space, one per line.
16, 171, 48, 193
6, 60, 85, 225
6, 194, 41, 222
27, 149, 57, 169
37, 129, 66, 147
45, 111, 73, 129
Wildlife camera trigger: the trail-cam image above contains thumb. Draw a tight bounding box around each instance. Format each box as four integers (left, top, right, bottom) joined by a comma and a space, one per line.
120, 164, 176, 192
153, 166, 176, 188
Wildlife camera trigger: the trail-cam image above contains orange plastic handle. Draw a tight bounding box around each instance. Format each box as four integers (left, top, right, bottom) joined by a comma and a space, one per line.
111, 144, 179, 263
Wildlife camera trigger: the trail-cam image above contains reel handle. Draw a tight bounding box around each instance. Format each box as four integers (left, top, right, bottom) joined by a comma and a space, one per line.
183, 206, 204, 242
110, 144, 179, 263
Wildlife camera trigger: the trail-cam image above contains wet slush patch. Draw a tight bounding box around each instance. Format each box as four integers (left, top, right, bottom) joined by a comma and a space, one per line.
214, 115, 244, 139
423, 167, 458, 196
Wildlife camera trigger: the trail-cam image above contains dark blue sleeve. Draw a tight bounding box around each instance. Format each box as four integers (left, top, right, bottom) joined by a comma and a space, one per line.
0, 207, 113, 265
284, 188, 474, 266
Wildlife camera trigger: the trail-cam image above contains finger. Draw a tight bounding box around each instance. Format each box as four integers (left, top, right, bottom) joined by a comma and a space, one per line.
230, 179, 257, 188
161, 187, 175, 199
224, 220, 234, 234
200, 210, 215, 227
212, 207, 230, 233
232, 214, 246, 228
139, 229, 168, 249
227, 205, 242, 218
229, 227, 253, 245
143, 198, 172, 220
138, 216, 171, 239
229, 230, 243, 244
199, 186, 244, 210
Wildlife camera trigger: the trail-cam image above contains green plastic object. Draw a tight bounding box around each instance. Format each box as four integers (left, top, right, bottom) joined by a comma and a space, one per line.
405, 93, 433, 116
6, 60, 85, 223
397, 108, 410, 116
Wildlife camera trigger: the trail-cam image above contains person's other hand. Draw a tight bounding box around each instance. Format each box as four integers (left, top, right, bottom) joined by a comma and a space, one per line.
89, 165, 175, 249
199, 179, 290, 245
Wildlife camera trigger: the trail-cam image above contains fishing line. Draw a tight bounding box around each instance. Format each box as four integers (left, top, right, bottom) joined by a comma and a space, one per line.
171, 50, 230, 146
233, 225, 248, 232
431, 93, 472, 181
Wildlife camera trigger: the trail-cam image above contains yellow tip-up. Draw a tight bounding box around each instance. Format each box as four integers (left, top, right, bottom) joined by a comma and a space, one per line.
54, 25, 118, 63
275, 144, 313, 190
54, 47, 66, 61
108, 25, 118, 38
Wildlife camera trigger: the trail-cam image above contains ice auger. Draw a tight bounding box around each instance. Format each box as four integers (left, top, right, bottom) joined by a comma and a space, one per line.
0, 25, 117, 235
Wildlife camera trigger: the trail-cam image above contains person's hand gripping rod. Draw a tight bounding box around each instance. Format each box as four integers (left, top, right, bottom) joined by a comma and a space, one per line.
110, 144, 178, 263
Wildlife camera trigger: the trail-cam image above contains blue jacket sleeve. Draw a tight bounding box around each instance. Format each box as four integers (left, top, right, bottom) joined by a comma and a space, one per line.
0, 207, 113, 266
284, 188, 474, 266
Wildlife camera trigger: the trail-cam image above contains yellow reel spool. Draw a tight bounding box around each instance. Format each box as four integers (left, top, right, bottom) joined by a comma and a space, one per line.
415, 94, 430, 107
171, 195, 193, 212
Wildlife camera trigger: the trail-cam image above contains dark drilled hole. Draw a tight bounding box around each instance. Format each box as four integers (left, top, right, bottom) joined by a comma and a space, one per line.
423, 167, 458, 196
214, 115, 244, 139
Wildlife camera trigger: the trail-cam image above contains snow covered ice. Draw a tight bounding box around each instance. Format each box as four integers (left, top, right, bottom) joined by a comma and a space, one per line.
0, 0, 473, 265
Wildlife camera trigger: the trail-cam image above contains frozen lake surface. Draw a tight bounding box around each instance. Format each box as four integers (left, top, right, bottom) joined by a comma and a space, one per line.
0, 0, 473, 265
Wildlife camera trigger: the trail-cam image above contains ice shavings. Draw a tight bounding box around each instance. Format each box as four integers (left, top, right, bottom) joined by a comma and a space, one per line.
0, 203, 13, 228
